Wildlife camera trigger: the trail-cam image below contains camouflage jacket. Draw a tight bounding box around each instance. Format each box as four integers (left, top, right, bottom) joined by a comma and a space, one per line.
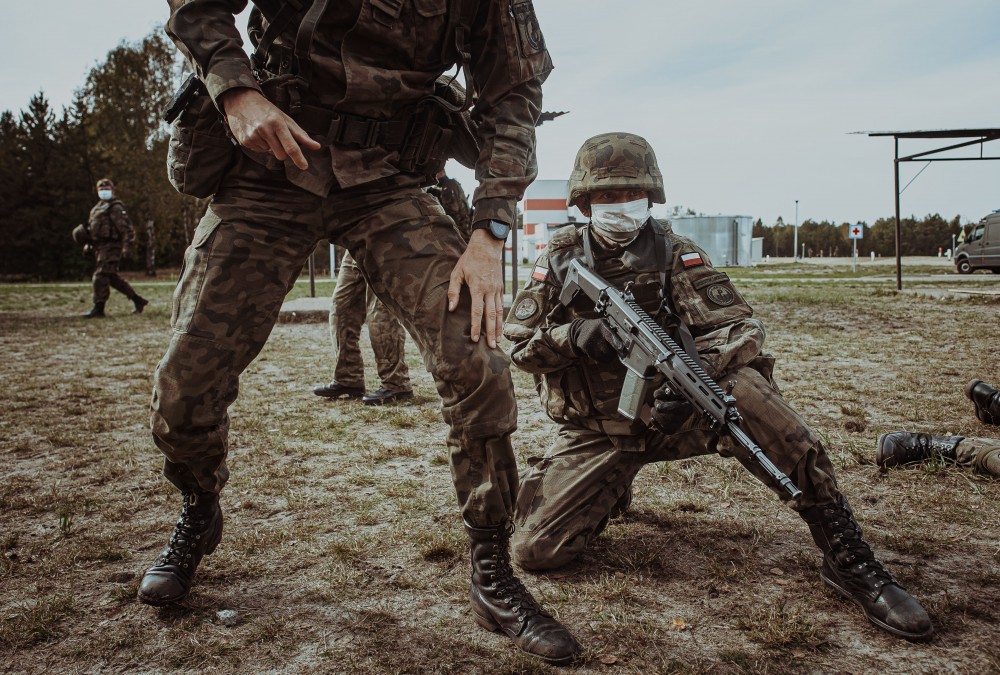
165, 0, 552, 225
433, 176, 472, 238
87, 199, 135, 249
503, 222, 767, 436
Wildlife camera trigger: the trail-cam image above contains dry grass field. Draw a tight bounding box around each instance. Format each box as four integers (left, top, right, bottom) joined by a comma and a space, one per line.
1, 258, 998, 674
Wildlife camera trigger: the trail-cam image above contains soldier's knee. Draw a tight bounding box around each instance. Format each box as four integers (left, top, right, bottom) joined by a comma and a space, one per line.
512, 529, 582, 571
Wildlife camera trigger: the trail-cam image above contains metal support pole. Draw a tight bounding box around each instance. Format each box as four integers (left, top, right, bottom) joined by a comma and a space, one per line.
330, 243, 337, 280
894, 138, 902, 290
308, 251, 316, 298
793, 199, 799, 260
511, 226, 519, 294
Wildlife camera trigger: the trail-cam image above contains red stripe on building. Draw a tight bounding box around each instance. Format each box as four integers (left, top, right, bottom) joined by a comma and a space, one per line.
525, 199, 567, 211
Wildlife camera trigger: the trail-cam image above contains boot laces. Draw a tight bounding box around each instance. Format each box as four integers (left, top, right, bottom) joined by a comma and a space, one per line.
160, 494, 210, 568
828, 505, 896, 587
491, 527, 544, 622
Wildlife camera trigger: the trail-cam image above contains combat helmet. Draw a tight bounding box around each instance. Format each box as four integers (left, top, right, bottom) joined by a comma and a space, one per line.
567, 132, 665, 208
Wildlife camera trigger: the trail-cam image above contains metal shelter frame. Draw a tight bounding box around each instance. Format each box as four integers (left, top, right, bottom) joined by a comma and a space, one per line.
863, 128, 1000, 289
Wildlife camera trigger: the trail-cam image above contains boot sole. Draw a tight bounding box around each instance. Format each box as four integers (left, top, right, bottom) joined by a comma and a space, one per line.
820, 572, 934, 641
964, 379, 983, 402
471, 610, 577, 666
138, 512, 224, 607
874, 433, 893, 468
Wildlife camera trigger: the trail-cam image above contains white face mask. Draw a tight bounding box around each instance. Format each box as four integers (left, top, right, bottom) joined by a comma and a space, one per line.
589, 197, 650, 244
98, 189, 113, 200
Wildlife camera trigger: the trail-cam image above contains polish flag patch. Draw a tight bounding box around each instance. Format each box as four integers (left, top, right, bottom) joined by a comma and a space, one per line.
531, 264, 549, 281
680, 252, 703, 268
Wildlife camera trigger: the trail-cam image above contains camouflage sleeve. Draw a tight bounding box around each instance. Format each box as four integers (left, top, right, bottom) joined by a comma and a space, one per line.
669, 240, 765, 378
502, 255, 576, 374
467, 0, 553, 226
165, 0, 261, 108
110, 203, 135, 250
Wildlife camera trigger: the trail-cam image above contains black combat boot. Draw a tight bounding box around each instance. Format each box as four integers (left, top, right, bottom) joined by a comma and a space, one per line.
83, 301, 106, 319
966, 379, 1000, 426
131, 295, 149, 314
138, 491, 223, 606
465, 522, 580, 665
876, 432, 962, 468
800, 496, 933, 641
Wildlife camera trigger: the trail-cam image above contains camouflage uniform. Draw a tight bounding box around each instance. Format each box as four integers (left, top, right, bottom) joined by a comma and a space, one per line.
503, 224, 843, 569
955, 437, 1000, 476
327, 250, 411, 393
88, 199, 138, 304
159, 0, 552, 528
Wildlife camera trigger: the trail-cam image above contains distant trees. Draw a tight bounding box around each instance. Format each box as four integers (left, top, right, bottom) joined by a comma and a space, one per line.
752, 214, 964, 258
0, 30, 200, 280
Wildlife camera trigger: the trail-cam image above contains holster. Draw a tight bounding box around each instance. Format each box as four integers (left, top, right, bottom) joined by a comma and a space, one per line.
164, 78, 238, 199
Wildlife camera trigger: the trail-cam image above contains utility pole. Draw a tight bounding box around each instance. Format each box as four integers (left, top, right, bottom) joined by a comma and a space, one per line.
793, 199, 799, 260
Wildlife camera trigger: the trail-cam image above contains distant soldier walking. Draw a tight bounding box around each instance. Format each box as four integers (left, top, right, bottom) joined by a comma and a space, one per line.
82, 178, 148, 318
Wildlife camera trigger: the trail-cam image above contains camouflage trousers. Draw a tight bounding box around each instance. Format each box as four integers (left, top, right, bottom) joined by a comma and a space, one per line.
512, 366, 842, 570
956, 437, 1000, 477
92, 244, 137, 304
329, 251, 411, 392
151, 156, 518, 527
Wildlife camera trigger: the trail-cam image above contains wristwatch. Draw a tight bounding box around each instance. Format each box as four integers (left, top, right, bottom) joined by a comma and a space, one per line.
471, 219, 511, 241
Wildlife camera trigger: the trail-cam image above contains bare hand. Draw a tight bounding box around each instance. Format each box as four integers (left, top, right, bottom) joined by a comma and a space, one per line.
220, 87, 321, 170
447, 229, 505, 348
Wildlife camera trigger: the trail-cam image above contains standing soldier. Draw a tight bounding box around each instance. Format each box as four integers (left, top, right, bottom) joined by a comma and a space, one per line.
141, 0, 578, 664
83, 178, 148, 318
314, 176, 470, 404
313, 249, 414, 405
502, 132, 933, 641
876, 379, 1000, 477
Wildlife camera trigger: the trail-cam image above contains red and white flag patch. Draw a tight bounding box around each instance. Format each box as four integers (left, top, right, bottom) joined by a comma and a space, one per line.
531, 264, 548, 281
680, 252, 703, 268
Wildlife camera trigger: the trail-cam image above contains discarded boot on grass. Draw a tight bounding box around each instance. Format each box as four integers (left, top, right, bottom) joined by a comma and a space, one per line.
138, 491, 223, 606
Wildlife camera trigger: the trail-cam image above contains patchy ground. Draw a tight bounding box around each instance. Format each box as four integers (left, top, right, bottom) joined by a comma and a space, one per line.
1, 259, 998, 674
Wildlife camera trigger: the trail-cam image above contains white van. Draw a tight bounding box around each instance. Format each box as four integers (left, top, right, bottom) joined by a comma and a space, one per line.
955, 211, 1000, 274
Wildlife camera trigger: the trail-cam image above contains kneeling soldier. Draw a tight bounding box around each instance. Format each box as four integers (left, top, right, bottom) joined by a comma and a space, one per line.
502, 132, 934, 641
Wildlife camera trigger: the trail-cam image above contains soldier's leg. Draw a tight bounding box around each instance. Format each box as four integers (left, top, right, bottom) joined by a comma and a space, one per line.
330, 253, 368, 389
332, 183, 578, 663
141, 192, 319, 606
91, 247, 116, 305
716, 366, 932, 640
956, 436, 1000, 477
512, 428, 641, 570
366, 291, 412, 394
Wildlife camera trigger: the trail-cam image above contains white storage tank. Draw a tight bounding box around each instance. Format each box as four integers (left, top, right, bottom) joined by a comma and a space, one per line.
665, 215, 755, 267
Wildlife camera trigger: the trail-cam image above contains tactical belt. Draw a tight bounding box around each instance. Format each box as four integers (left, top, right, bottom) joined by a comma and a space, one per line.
293, 105, 409, 148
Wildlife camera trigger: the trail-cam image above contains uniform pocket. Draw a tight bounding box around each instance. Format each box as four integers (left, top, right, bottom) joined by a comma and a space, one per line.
488, 123, 533, 178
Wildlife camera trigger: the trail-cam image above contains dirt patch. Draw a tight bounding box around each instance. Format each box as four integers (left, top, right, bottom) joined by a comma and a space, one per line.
1, 275, 998, 673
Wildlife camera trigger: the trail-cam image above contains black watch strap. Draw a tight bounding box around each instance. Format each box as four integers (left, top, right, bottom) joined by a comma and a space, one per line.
472, 219, 511, 240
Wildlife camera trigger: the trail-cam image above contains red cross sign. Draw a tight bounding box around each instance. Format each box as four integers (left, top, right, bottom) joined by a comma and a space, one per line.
849, 224, 864, 239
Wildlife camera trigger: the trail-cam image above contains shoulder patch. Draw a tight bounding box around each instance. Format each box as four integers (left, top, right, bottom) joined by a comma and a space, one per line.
706, 284, 735, 306
680, 251, 704, 268
530, 263, 548, 282
513, 297, 539, 320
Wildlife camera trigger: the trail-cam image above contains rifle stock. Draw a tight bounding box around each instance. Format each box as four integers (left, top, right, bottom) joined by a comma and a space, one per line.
560, 259, 801, 499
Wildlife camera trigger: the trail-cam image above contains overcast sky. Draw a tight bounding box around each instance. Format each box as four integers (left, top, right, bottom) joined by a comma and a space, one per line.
2, 1, 998, 225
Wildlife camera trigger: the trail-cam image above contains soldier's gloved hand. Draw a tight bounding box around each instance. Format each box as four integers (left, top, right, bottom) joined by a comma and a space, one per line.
651, 384, 694, 432
569, 318, 621, 362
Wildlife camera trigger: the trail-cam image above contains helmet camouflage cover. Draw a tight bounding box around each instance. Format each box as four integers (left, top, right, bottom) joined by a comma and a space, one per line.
567, 132, 665, 208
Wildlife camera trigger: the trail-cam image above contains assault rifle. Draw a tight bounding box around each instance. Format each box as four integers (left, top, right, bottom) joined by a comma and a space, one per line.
559, 259, 801, 499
